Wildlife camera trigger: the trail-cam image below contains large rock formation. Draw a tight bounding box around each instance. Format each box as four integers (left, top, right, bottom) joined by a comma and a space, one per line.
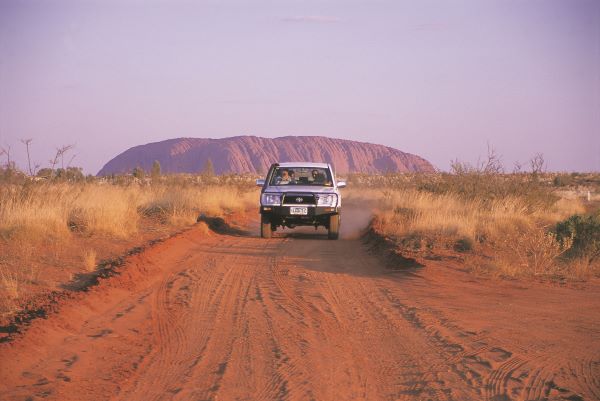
97, 136, 435, 175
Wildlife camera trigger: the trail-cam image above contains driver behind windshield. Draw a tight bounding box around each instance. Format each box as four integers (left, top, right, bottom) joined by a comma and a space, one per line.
310, 169, 325, 184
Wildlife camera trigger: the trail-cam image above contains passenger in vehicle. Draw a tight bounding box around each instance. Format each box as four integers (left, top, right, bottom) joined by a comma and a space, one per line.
312, 170, 325, 184
289, 170, 297, 184
276, 169, 291, 185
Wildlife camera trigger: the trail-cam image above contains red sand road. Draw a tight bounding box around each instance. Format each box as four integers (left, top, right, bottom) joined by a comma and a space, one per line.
1, 217, 599, 400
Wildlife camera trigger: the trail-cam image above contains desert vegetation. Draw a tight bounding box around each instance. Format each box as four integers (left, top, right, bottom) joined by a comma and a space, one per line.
348, 157, 600, 281
0, 172, 258, 319
1, 150, 598, 322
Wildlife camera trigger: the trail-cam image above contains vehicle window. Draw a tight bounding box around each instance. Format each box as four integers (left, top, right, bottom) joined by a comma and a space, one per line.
269, 167, 333, 186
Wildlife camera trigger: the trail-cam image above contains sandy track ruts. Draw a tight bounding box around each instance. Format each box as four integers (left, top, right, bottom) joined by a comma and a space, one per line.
1, 223, 599, 401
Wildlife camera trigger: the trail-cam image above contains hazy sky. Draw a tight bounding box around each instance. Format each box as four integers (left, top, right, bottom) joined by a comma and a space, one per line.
1, 0, 599, 174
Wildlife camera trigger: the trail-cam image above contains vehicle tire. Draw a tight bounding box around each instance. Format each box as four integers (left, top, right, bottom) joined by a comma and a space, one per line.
261, 215, 272, 239
328, 214, 340, 240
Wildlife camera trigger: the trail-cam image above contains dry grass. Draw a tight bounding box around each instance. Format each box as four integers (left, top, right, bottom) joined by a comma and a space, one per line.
68, 185, 141, 237
373, 189, 584, 244
82, 249, 97, 272
350, 173, 598, 280
0, 181, 257, 241
0, 269, 19, 299
0, 178, 259, 320
0, 269, 20, 316
0, 184, 72, 240
490, 229, 573, 278
0, 170, 596, 321
139, 185, 255, 227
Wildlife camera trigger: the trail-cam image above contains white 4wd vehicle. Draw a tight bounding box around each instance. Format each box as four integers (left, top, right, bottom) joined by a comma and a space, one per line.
256, 162, 346, 239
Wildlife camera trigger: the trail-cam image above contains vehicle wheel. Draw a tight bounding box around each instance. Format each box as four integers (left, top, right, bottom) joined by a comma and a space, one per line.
328, 214, 340, 240
261, 215, 272, 239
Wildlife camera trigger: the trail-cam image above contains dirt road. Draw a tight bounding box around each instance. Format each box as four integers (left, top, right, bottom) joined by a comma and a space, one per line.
1, 213, 599, 401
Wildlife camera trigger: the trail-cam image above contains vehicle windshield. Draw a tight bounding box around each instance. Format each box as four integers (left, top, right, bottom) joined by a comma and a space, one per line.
269, 167, 333, 187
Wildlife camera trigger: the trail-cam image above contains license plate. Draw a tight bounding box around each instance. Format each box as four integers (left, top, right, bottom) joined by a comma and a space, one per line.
290, 206, 308, 215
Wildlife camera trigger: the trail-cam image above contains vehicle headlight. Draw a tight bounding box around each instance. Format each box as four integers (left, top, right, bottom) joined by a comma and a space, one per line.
261, 193, 281, 206
317, 194, 337, 207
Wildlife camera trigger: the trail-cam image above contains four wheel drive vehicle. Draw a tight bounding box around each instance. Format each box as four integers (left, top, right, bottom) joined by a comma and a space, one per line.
256, 162, 346, 240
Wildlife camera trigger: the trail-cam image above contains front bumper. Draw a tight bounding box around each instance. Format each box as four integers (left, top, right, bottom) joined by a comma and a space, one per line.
260, 205, 339, 216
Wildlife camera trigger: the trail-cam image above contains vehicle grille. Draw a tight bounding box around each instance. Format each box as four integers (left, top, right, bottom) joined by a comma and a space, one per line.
282, 193, 316, 205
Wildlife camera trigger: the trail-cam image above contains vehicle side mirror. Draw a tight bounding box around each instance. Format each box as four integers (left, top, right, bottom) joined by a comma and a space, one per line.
337, 181, 347, 188
256, 179, 265, 187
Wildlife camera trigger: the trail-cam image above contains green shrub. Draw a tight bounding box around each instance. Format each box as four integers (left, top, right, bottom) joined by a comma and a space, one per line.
555, 214, 600, 261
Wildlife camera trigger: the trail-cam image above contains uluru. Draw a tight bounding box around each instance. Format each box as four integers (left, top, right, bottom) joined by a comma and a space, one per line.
97, 136, 436, 176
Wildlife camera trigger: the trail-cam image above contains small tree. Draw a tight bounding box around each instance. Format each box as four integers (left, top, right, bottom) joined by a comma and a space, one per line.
530, 153, 545, 175
37, 168, 53, 179
49, 144, 75, 177
203, 158, 215, 177
0, 144, 12, 169
151, 160, 161, 178
132, 166, 145, 179
512, 161, 523, 174
20, 138, 35, 175
55, 166, 84, 181
480, 144, 503, 174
